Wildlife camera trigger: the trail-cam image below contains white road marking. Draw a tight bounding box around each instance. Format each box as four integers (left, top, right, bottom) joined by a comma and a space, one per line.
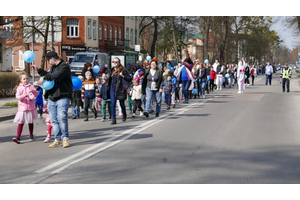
35, 102, 206, 174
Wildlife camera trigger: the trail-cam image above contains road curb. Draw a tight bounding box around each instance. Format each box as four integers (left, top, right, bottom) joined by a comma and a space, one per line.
0, 114, 15, 122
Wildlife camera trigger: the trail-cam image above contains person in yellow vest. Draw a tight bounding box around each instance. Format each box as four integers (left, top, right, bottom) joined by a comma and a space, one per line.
280, 63, 292, 93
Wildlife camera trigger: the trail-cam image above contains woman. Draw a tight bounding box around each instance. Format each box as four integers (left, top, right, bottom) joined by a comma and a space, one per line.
197, 63, 207, 99
250, 65, 256, 85
82, 62, 95, 81
176, 57, 195, 103
107, 57, 132, 125
142, 57, 163, 118
192, 60, 200, 98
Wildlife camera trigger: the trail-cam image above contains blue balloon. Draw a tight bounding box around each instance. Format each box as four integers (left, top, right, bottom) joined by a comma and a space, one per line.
245, 75, 247, 79
23, 50, 35, 63
225, 74, 230, 78
146, 56, 151, 62
207, 75, 211, 81
72, 76, 82, 90
93, 65, 100, 73
162, 92, 165, 99
192, 88, 197, 95
41, 80, 55, 90
204, 59, 209, 64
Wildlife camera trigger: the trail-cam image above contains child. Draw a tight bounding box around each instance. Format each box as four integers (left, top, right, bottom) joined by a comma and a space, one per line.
130, 77, 144, 117
210, 66, 216, 92
81, 71, 100, 121
162, 73, 175, 110
171, 71, 177, 108
12, 72, 39, 144
43, 91, 52, 143
78, 75, 85, 113
99, 75, 112, 121
94, 77, 102, 112
71, 88, 82, 119
33, 81, 43, 119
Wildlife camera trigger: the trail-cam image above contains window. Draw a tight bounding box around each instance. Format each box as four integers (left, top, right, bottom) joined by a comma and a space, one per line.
115, 26, 117, 46
104, 24, 107, 40
3, 18, 13, 32
110, 25, 112, 41
130, 29, 133, 45
0, 43, 2, 63
126, 28, 129, 40
135, 29, 137, 44
87, 20, 91, 38
93, 21, 96, 39
99, 23, 102, 40
67, 19, 79, 37
119, 27, 121, 40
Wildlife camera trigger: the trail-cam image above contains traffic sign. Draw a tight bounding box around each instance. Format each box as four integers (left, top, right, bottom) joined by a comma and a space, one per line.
298, 56, 300, 62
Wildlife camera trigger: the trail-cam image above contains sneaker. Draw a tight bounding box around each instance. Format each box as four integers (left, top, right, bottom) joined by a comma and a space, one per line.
29, 135, 34, 141
119, 112, 123, 116
40, 115, 43, 119
140, 112, 143, 116
108, 117, 111, 121
203, 95, 205, 99
129, 110, 132, 114
44, 137, 51, 143
49, 140, 62, 148
167, 106, 170, 110
172, 104, 175, 108
200, 95, 202, 99
101, 118, 106, 122
132, 113, 136, 117
237, 91, 242, 94
12, 137, 21, 144
63, 137, 70, 148
143, 112, 149, 118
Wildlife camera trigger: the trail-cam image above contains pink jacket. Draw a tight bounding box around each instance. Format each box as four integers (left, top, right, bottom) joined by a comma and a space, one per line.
16, 83, 39, 112
43, 101, 51, 125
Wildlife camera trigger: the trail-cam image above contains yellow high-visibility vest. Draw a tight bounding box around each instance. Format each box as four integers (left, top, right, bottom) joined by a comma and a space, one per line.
281, 67, 292, 79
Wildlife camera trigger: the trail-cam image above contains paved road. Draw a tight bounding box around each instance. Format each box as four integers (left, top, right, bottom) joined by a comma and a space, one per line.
1, 72, 300, 184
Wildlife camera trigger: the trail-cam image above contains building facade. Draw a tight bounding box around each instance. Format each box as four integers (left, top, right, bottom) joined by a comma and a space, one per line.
124, 16, 140, 51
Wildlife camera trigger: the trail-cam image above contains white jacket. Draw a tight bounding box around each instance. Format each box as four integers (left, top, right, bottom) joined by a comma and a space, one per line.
130, 85, 142, 100
237, 61, 245, 81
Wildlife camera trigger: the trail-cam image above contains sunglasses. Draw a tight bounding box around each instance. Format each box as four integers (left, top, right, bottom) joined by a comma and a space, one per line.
112, 61, 119, 63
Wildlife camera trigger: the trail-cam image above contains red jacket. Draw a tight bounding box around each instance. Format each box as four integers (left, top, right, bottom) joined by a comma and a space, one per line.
210, 70, 216, 80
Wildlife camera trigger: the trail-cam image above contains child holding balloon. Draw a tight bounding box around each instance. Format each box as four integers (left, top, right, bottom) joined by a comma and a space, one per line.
12, 72, 39, 144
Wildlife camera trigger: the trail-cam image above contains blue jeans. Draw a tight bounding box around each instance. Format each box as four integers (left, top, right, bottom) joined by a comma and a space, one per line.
181, 80, 190, 102
265, 74, 272, 85
145, 87, 162, 114
165, 92, 171, 106
110, 88, 126, 119
198, 79, 206, 96
71, 106, 80, 118
48, 97, 70, 141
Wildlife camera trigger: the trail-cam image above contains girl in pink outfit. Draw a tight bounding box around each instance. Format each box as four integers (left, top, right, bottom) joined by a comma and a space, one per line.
12, 72, 39, 144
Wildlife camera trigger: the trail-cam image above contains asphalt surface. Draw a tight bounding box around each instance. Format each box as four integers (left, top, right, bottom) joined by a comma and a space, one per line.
1, 72, 300, 185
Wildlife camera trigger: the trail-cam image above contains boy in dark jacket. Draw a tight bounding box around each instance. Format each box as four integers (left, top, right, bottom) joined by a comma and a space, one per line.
100, 75, 111, 122
162, 73, 175, 110
81, 71, 100, 121
71, 89, 82, 119
34, 81, 44, 118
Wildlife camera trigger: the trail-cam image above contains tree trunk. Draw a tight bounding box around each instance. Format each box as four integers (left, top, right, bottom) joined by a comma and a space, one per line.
150, 17, 158, 58
171, 17, 178, 62
204, 16, 210, 60
41, 16, 50, 70
24, 43, 30, 75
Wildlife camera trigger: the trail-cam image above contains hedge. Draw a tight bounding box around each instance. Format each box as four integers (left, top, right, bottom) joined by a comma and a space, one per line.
0, 72, 20, 98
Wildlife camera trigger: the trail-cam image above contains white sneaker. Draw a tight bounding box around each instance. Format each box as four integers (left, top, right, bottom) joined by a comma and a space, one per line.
237, 91, 242, 94
132, 113, 136, 117
140, 112, 143, 116
44, 137, 51, 143
220, 87, 222, 90
200, 95, 202, 99
119, 112, 123, 116
216, 88, 219, 90
101, 118, 106, 122
203, 95, 205, 99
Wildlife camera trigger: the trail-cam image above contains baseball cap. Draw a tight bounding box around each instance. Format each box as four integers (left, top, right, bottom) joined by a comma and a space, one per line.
45, 51, 59, 61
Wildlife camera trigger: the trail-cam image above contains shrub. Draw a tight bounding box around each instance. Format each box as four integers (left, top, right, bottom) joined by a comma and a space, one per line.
0, 72, 19, 98
3, 102, 18, 107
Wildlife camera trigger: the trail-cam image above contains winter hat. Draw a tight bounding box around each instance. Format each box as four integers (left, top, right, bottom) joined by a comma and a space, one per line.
149, 57, 158, 66
137, 69, 144, 77
85, 71, 92, 77
133, 76, 140, 83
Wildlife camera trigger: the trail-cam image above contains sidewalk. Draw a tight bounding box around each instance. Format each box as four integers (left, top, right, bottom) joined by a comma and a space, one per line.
0, 97, 18, 122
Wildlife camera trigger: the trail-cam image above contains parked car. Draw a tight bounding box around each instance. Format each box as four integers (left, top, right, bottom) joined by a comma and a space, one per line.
70, 52, 108, 76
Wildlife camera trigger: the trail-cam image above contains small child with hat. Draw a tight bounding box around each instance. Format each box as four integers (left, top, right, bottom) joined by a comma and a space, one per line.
33, 81, 43, 119
130, 77, 144, 117
162, 72, 175, 110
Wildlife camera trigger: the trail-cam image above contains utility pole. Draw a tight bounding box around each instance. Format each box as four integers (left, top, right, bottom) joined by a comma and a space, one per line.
31, 16, 35, 82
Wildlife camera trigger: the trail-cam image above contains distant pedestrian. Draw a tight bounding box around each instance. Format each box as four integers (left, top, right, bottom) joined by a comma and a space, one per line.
265, 62, 273, 85
12, 72, 39, 144
197, 63, 207, 98
280, 63, 292, 92
237, 58, 246, 94
131, 77, 144, 117
99, 75, 112, 122
162, 73, 175, 110
250, 65, 256, 85
244, 63, 250, 86
209, 66, 216, 92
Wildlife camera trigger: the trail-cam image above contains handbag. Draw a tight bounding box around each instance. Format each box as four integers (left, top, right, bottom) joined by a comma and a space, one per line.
122, 78, 132, 96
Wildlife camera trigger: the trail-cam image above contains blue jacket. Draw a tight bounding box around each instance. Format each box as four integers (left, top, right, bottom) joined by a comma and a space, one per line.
100, 83, 108, 100
172, 77, 177, 90
163, 80, 175, 94
35, 87, 43, 104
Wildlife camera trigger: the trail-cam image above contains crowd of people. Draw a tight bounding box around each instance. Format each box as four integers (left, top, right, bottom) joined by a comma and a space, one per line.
12, 50, 291, 148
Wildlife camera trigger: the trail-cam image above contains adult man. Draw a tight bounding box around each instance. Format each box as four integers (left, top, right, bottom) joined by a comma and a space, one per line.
280, 63, 292, 92
265, 62, 273, 85
32, 51, 73, 148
